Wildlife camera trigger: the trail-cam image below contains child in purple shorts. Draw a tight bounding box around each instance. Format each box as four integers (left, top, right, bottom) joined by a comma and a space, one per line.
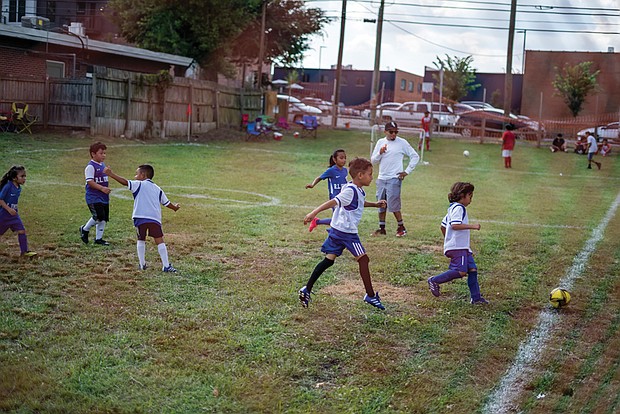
299, 157, 387, 310
427, 182, 488, 304
0, 165, 36, 257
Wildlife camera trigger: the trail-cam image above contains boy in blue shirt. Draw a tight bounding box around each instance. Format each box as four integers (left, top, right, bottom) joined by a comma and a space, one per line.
80, 142, 112, 245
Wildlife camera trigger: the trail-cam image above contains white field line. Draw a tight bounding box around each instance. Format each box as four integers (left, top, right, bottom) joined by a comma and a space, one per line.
28, 180, 588, 230
482, 189, 620, 414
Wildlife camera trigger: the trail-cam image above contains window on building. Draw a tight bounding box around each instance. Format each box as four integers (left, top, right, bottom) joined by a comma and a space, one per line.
356, 77, 365, 87
320, 74, 328, 84
302, 73, 310, 82
8, 0, 27, 23
418, 83, 423, 93
400, 79, 406, 90
408, 81, 414, 92
46, 60, 65, 78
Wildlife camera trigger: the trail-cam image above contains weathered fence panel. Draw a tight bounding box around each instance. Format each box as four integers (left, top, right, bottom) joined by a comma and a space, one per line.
0, 66, 262, 138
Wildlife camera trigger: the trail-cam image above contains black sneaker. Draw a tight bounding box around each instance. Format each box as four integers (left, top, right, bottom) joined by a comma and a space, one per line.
162, 265, 177, 273
79, 226, 89, 244
427, 277, 440, 297
372, 228, 387, 236
94, 239, 110, 246
470, 297, 489, 305
298, 286, 311, 307
364, 292, 385, 310
139, 263, 148, 270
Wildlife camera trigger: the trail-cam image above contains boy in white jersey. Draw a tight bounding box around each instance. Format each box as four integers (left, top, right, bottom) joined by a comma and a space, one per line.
300, 158, 387, 310
427, 182, 488, 304
104, 164, 180, 272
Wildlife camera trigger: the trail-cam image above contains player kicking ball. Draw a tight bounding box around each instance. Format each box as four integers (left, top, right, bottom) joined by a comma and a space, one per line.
104, 164, 180, 272
300, 157, 387, 310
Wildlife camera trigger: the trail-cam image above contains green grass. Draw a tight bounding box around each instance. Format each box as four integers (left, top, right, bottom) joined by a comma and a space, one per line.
1, 129, 619, 413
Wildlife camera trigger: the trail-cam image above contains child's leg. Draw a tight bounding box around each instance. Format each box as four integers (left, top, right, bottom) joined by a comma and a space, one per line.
17, 230, 28, 254
83, 217, 96, 231
431, 269, 462, 284
137, 240, 146, 267
317, 218, 331, 226
154, 237, 170, 268
467, 269, 481, 301
357, 254, 375, 297
95, 220, 106, 240
306, 256, 335, 292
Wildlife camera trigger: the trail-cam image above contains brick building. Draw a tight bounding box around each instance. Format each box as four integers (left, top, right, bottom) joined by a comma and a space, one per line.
521, 50, 620, 119
0, 23, 192, 79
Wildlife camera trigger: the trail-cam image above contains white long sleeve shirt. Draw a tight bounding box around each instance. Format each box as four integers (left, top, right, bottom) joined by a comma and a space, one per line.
371, 136, 420, 180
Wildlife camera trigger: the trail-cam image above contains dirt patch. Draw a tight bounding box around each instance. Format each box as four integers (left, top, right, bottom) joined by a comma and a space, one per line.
322, 277, 425, 304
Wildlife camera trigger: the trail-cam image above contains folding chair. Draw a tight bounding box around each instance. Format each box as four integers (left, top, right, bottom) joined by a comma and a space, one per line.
246, 121, 270, 141
296, 115, 319, 138
276, 117, 290, 130
11, 102, 38, 134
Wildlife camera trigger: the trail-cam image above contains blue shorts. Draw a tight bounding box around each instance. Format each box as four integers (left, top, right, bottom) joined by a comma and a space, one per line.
0, 214, 25, 235
321, 228, 366, 258
446, 249, 476, 273
375, 178, 402, 213
588, 152, 596, 160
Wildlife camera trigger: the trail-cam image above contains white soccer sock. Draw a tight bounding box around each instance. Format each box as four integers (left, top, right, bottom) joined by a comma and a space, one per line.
83, 217, 96, 231
95, 221, 106, 240
137, 240, 146, 267
158, 243, 170, 269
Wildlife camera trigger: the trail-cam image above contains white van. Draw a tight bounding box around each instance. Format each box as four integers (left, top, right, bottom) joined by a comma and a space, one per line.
380, 101, 457, 128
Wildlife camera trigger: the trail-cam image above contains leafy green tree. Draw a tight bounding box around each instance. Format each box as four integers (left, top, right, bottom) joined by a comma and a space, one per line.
432, 55, 480, 103
552, 62, 600, 117
108, 0, 327, 81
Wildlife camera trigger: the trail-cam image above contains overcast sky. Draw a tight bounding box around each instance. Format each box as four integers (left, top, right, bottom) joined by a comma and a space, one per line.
300, 0, 620, 75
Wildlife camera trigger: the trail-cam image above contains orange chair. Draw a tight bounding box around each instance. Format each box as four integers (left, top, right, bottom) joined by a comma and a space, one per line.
11, 102, 38, 134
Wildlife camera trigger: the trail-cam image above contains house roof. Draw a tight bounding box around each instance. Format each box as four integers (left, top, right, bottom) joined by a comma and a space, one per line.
0, 23, 193, 67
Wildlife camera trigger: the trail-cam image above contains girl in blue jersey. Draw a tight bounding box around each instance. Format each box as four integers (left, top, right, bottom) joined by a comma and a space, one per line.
305, 149, 347, 232
427, 182, 488, 304
0, 165, 36, 257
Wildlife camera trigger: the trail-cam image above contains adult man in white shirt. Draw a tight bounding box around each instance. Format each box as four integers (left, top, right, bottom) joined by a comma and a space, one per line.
370, 121, 420, 237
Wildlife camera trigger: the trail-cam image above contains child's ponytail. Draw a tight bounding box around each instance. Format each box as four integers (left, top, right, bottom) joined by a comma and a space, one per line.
0, 165, 25, 189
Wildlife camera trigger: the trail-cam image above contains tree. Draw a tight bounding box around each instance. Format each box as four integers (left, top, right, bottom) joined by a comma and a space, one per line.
552, 62, 600, 117
432, 55, 480, 104
231, 1, 330, 69
108, 0, 328, 81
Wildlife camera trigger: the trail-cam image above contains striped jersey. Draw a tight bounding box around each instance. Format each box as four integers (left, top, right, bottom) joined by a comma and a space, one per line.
443, 202, 472, 253
330, 182, 365, 234
84, 160, 109, 204
127, 179, 170, 225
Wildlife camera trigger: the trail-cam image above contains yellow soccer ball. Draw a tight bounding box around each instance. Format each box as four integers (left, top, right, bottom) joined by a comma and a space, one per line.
549, 288, 571, 309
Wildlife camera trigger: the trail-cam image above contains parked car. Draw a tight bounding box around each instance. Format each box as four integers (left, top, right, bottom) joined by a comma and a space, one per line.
380, 101, 457, 128
301, 97, 332, 114
361, 102, 402, 119
452, 103, 476, 114
456, 108, 540, 139
460, 101, 496, 110
577, 122, 619, 139
277, 94, 322, 122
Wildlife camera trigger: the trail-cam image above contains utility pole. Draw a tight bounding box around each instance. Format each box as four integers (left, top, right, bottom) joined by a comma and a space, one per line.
503, 0, 517, 117
332, 0, 347, 128
257, 0, 267, 90
369, 0, 385, 124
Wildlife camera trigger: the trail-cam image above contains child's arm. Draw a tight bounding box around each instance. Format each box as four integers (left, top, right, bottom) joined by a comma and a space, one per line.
364, 199, 387, 209
451, 223, 481, 231
86, 179, 111, 194
304, 199, 337, 224
0, 199, 16, 216
305, 177, 322, 189
441, 225, 446, 237
103, 166, 128, 186
166, 202, 180, 212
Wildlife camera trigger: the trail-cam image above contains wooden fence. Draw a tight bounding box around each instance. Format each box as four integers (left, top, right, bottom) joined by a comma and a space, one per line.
0, 66, 262, 138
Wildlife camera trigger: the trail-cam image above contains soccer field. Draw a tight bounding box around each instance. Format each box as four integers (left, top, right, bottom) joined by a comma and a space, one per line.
1, 130, 619, 413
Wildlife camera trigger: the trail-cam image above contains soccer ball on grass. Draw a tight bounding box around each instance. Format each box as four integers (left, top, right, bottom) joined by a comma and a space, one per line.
549, 288, 571, 308
463, 150, 470, 157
